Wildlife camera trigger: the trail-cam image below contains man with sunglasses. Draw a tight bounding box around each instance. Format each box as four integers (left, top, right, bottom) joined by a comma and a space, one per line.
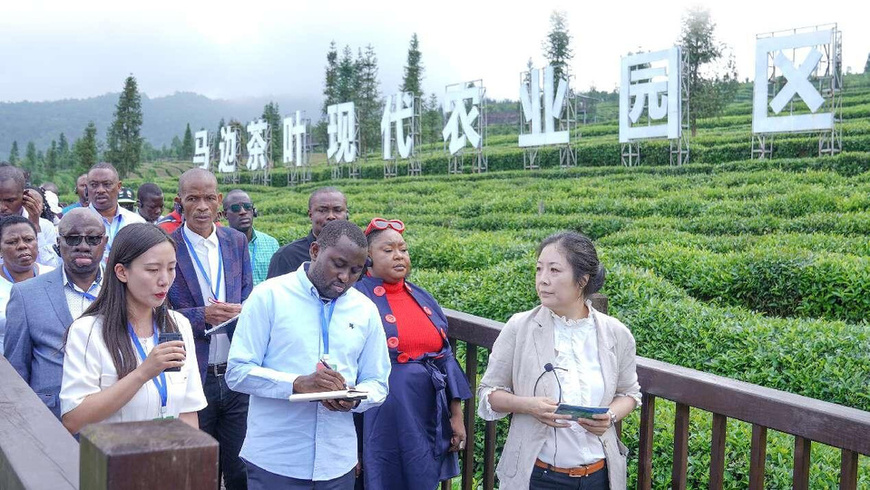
224, 190, 279, 286
4, 208, 107, 419
267, 187, 348, 280
86, 163, 145, 267
0, 165, 61, 269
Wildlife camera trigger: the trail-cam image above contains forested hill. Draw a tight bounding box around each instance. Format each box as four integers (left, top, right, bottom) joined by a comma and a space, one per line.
0, 92, 319, 157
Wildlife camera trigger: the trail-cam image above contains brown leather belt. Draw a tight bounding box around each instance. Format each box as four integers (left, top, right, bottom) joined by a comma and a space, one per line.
535, 458, 605, 478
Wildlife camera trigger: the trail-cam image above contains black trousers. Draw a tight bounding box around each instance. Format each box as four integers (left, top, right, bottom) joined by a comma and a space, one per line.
246, 461, 355, 490
199, 371, 250, 490
529, 464, 609, 490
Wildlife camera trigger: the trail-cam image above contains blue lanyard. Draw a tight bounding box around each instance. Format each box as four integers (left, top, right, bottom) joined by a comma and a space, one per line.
182, 229, 223, 301
250, 233, 257, 262
320, 300, 336, 355
127, 322, 168, 414
2, 265, 38, 283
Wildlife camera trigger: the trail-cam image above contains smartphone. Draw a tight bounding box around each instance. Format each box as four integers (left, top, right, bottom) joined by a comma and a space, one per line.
554, 404, 609, 420
157, 332, 184, 372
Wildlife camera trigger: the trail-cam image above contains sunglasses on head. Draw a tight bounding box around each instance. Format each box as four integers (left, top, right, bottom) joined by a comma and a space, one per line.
60, 234, 104, 246
226, 202, 254, 213
364, 218, 405, 236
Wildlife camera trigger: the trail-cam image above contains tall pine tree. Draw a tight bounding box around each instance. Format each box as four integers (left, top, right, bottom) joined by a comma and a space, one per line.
336, 45, 358, 103
8, 141, 19, 165
356, 45, 382, 156
182, 123, 194, 159
262, 102, 282, 163
323, 41, 340, 115
400, 33, 424, 98
58, 133, 70, 168
46, 140, 58, 177
75, 122, 99, 174
542, 10, 573, 82
105, 75, 144, 178
24, 142, 37, 174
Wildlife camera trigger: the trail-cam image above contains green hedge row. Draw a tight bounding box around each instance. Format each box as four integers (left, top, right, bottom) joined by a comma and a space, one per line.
604, 244, 870, 323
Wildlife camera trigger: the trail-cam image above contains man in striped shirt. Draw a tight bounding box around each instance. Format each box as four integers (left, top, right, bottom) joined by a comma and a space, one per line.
223, 189, 278, 286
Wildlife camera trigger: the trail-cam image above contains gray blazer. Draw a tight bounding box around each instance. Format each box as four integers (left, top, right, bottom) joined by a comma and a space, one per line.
478, 303, 641, 489
3, 267, 75, 419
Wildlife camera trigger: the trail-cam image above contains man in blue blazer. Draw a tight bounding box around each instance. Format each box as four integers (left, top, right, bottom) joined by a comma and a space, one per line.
168, 168, 252, 490
4, 208, 107, 419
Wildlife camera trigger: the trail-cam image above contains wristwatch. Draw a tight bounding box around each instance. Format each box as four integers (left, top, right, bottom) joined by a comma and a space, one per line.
607, 409, 617, 427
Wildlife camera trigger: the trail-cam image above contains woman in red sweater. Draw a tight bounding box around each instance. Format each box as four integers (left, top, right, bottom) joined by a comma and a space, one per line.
353, 218, 472, 490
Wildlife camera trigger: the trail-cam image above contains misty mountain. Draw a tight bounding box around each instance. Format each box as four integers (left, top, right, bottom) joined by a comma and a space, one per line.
0, 92, 320, 157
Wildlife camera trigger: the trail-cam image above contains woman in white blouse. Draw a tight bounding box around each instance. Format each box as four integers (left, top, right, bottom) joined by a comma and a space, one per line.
61, 223, 206, 434
478, 232, 641, 489
0, 216, 55, 352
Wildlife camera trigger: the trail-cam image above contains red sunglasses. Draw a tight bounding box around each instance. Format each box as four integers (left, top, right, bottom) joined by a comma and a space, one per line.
364, 217, 405, 236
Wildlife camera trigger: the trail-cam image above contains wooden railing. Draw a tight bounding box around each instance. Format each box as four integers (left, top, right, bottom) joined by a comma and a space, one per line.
442, 296, 870, 490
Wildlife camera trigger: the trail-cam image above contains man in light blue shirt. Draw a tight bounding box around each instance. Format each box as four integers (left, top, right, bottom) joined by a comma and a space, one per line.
85, 163, 145, 265
227, 220, 390, 489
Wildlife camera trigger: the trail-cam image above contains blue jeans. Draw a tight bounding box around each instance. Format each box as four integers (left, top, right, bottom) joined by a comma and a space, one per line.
199, 371, 250, 490
529, 464, 609, 490
246, 461, 355, 490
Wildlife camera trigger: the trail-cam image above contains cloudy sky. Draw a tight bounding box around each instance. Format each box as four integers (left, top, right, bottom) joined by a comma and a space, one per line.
0, 0, 867, 104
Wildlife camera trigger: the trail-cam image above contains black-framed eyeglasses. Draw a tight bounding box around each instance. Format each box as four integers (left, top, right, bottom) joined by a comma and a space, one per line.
60, 234, 104, 246
226, 202, 253, 213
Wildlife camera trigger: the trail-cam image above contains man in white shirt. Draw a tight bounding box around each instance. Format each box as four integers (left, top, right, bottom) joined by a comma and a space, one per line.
85, 162, 145, 265
168, 168, 253, 490
0, 165, 60, 268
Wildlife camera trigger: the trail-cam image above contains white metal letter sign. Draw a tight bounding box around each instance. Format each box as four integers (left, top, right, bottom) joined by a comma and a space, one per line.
519, 66, 568, 147
193, 130, 210, 170
246, 119, 269, 171
218, 126, 238, 173
753, 29, 836, 134
442, 84, 482, 155
381, 93, 415, 159
619, 47, 682, 143
327, 102, 357, 164
283, 111, 307, 167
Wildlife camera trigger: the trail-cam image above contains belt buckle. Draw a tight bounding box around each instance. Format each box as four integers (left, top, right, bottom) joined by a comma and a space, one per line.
212, 364, 225, 376
568, 465, 590, 478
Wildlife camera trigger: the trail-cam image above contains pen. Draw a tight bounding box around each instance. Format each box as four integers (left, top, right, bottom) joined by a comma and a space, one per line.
319, 357, 348, 389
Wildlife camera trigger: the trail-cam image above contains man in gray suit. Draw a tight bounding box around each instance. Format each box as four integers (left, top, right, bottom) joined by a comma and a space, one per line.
3, 208, 107, 419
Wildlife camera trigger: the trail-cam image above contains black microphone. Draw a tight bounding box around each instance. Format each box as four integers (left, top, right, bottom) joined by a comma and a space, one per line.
544, 363, 554, 372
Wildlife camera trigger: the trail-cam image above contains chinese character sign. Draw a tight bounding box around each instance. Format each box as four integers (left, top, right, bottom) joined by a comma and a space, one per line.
442, 84, 482, 155
246, 119, 269, 171
619, 47, 682, 143
193, 130, 209, 170
283, 111, 307, 167
381, 93, 415, 159
519, 66, 568, 147
327, 102, 357, 163
753, 29, 835, 134
218, 126, 238, 173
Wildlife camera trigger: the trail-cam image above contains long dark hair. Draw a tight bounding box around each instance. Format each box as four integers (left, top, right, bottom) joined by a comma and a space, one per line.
82, 223, 179, 379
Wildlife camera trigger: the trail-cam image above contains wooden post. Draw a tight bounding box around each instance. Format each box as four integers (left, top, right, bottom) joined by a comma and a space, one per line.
79, 419, 218, 490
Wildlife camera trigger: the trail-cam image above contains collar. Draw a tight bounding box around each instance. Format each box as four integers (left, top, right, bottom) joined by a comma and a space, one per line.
88, 203, 122, 222
249, 229, 259, 243
62, 265, 103, 293
382, 278, 406, 294
183, 222, 219, 248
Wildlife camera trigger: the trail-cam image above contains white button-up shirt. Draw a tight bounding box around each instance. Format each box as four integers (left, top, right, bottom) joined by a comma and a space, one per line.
87, 204, 145, 266
181, 223, 229, 365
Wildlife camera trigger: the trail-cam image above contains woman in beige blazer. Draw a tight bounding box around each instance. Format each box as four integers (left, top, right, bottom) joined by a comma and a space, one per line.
478, 232, 641, 489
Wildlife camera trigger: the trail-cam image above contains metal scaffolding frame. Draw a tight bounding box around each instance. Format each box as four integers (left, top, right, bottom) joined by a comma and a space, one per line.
670, 48, 691, 166
407, 96, 423, 177
752, 24, 842, 159
288, 116, 312, 187
220, 128, 242, 185
250, 123, 272, 187
621, 49, 689, 167
518, 70, 576, 171
445, 80, 487, 175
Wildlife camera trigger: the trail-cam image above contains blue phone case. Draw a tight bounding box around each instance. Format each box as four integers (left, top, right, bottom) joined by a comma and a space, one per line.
554, 404, 608, 420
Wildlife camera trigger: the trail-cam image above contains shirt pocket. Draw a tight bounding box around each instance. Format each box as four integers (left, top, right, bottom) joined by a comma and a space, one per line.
166, 371, 188, 386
